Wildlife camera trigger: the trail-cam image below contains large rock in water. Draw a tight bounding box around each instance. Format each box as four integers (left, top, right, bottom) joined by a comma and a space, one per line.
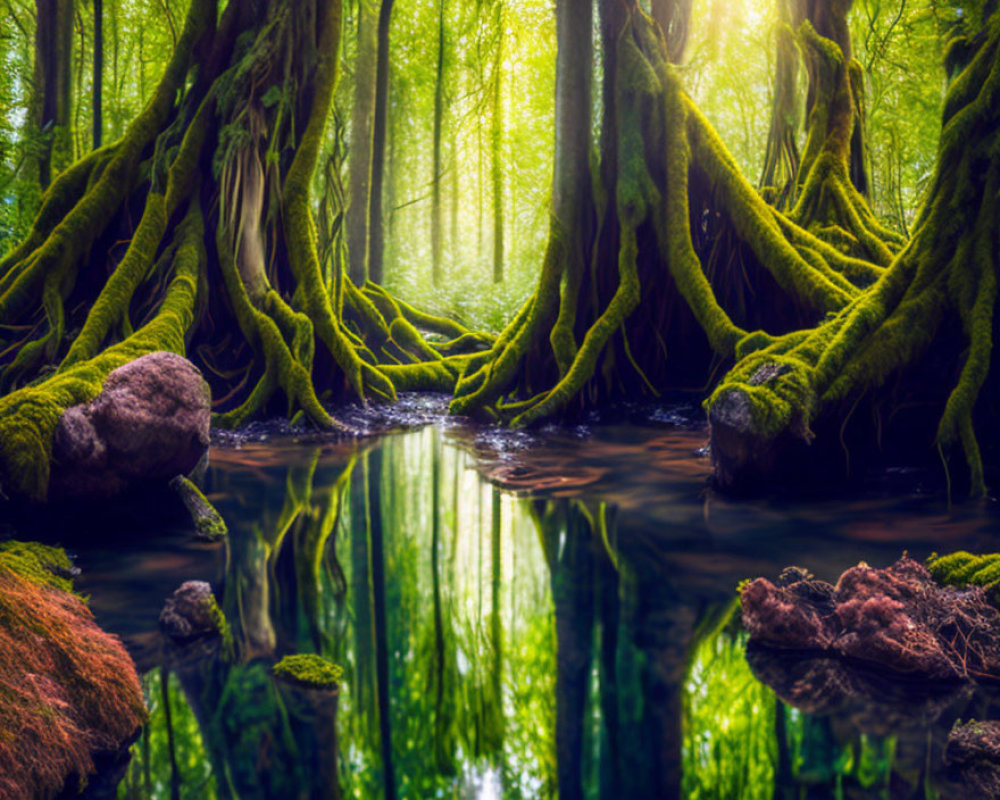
741, 557, 1000, 680
51, 352, 211, 499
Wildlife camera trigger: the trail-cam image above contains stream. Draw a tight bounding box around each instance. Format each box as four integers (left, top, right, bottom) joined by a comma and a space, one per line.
14, 399, 1000, 799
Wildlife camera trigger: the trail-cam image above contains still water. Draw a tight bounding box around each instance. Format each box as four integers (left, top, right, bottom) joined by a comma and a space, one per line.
34, 407, 1000, 799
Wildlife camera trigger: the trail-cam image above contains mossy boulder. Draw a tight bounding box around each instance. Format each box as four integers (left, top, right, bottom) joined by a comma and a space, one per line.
0, 540, 145, 799
50, 351, 210, 499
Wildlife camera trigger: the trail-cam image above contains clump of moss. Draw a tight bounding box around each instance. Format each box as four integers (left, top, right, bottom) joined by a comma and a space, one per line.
272, 654, 343, 691
0, 539, 77, 592
928, 552, 1000, 602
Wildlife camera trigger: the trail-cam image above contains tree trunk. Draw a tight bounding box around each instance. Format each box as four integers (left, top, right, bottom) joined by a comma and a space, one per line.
0, 0, 489, 502
368, 0, 395, 286
709, 7, 1000, 497
650, 0, 692, 62
34, 0, 74, 188
431, 0, 446, 286
490, 1, 505, 284
759, 0, 802, 203
347, 0, 378, 285
450, 0, 880, 426
92, 0, 103, 150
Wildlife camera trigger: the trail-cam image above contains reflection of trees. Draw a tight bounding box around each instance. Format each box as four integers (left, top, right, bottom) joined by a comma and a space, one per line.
127, 430, 808, 799
530, 497, 744, 800
748, 644, 1000, 798
123, 431, 557, 798
121, 446, 355, 799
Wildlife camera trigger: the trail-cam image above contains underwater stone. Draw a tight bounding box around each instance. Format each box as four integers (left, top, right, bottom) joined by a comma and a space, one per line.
51, 351, 211, 499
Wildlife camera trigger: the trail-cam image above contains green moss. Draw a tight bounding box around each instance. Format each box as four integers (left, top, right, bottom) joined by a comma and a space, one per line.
928, 552, 1000, 601
0, 540, 76, 593
272, 654, 343, 690
201, 589, 234, 658
169, 475, 228, 541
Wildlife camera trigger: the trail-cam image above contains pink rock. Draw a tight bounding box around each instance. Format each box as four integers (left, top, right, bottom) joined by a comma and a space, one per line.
51, 352, 210, 498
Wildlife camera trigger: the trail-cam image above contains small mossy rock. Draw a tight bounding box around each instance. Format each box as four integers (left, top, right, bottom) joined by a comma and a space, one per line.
169, 475, 228, 540
0, 541, 145, 799
272, 654, 343, 692
159, 580, 228, 644
50, 352, 211, 499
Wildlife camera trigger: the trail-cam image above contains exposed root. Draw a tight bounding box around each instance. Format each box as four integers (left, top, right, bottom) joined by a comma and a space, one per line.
0, 0, 488, 500
708, 11, 1000, 496
450, 8, 882, 425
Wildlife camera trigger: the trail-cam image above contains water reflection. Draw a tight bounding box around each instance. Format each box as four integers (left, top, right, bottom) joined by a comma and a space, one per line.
83, 424, 1000, 798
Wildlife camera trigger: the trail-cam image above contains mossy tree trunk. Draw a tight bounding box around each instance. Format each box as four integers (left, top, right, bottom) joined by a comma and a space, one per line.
0, 0, 486, 501
449, 0, 886, 425
708, 7, 1000, 497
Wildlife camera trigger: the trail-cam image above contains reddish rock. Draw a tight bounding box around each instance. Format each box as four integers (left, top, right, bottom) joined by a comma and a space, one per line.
741, 557, 1000, 680
740, 577, 837, 650
51, 352, 211, 498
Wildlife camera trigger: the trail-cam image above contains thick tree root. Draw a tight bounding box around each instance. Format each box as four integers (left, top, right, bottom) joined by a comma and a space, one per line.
0, 0, 485, 501
708, 10, 1000, 496
450, 9, 886, 425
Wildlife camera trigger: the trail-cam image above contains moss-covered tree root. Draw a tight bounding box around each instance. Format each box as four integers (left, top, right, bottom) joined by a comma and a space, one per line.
707, 8, 1000, 496
449, 4, 887, 427
0, 0, 485, 501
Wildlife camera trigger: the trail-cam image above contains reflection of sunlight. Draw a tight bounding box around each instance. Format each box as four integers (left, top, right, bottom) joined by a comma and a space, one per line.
465, 766, 503, 800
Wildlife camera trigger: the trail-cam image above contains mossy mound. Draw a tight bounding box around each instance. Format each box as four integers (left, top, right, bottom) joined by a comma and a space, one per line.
0, 540, 145, 799
272, 653, 343, 691
928, 552, 1000, 602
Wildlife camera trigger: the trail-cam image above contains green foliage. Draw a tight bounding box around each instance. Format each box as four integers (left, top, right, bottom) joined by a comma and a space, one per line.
118, 670, 216, 800
683, 631, 778, 799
